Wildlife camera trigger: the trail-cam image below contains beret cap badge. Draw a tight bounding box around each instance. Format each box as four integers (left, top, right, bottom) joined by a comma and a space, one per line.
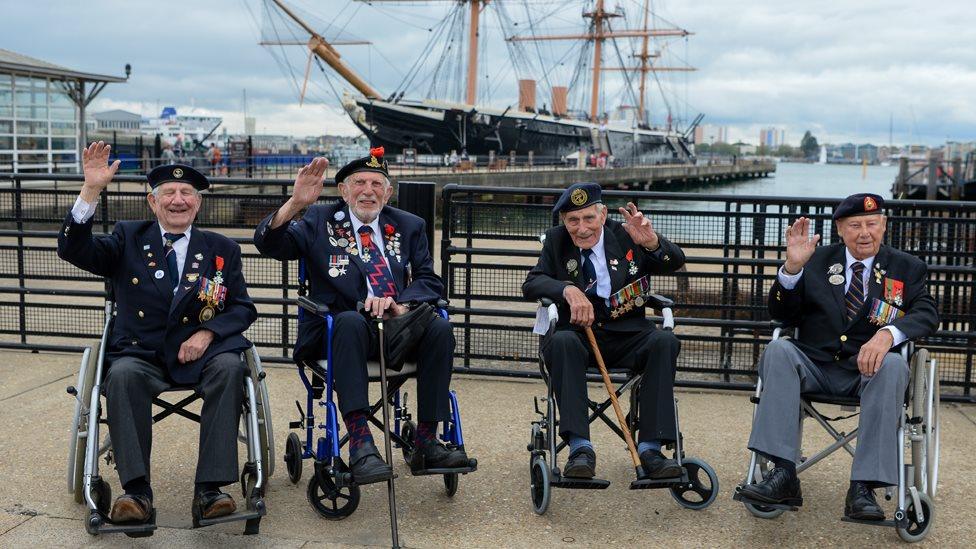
864, 196, 877, 211
172, 168, 184, 179
570, 188, 588, 206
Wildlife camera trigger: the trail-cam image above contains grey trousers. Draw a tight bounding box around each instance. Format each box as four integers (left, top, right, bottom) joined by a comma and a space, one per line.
747, 338, 909, 486
103, 352, 246, 487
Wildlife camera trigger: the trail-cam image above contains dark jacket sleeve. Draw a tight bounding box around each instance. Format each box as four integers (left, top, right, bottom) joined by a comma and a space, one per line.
891, 260, 939, 340
399, 218, 444, 303
253, 206, 316, 261
199, 242, 257, 340
641, 235, 685, 274
768, 270, 805, 324
56, 212, 123, 278
522, 228, 572, 302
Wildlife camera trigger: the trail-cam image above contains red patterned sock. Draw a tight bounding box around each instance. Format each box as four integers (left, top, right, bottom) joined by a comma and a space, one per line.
343, 410, 373, 453
415, 421, 438, 447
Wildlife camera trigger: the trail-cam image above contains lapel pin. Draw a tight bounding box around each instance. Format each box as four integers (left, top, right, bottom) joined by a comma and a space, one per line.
154, 270, 165, 279
334, 210, 345, 221
566, 259, 578, 272
828, 263, 843, 274
143, 244, 150, 250
194, 253, 203, 261
829, 274, 844, 285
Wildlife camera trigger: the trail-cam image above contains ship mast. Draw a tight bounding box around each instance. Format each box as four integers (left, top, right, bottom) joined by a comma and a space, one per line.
466, 1, 486, 105
588, 0, 611, 122
270, 0, 382, 99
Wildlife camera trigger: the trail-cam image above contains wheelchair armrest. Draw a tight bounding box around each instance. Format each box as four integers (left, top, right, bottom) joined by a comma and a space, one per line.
436, 298, 449, 309
644, 293, 674, 310
539, 297, 555, 307
297, 296, 330, 316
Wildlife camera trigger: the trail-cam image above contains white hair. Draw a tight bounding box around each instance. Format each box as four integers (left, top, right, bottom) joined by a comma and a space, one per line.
342, 174, 391, 187
151, 183, 202, 198
559, 202, 606, 221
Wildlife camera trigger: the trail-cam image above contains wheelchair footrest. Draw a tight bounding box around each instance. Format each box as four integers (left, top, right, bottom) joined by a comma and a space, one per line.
840, 516, 895, 528
411, 464, 477, 476
630, 472, 689, 490
732, 490, 801, 511
550, 476, 611, 489
194, 506, 266, 529
98, 510, 158, 537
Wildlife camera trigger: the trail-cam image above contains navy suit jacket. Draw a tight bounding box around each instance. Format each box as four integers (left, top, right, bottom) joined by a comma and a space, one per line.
254, 201, 443, 359
57, 214, 257, 384
769, 243, 939, 365
522, 219, 685, 333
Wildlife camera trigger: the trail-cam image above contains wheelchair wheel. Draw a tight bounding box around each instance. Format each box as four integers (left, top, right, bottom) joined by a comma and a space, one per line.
529, 455, 551, 515
307, 471, 360, 520
284, 432, 303, 484
896, 491, 934, 543
910, 349, 940, 498
247, 348, 275, 479
400, 420, 416, 462
444, 473, 459, 497
669, 457, 718, 510
70, 344, 100, 504
742, 456, 785, 519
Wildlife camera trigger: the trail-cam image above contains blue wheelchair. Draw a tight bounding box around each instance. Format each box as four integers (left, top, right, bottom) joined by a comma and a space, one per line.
282, 260, 477, 520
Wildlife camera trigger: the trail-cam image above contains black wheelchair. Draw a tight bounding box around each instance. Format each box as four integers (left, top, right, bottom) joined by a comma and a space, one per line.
733, 324, 940, 543
281, 260, 477, 521
66, 300, 274, 537
527, 296, 719, 514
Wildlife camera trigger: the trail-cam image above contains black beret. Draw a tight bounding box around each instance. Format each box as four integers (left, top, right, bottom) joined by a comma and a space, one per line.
832, 193, 884, 220
147, 164, 209, 191
335, 146, 390, 185
553, 182, 602, 217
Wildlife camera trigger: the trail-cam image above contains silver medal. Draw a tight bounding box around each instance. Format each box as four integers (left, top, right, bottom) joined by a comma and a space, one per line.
329, 237, 338, 247
829, 274, 845, 285
329, 267, 340, 277
337, 238, 349, 248
635, 296, 645, 307
828, 263, 843, 275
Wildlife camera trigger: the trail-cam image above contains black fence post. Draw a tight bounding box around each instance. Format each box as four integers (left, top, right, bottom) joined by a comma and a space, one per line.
14, 176, 26, 344
396, 181, 436, 245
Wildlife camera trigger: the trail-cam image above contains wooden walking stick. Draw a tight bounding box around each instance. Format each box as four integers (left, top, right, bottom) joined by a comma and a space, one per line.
584, 326, 646, 478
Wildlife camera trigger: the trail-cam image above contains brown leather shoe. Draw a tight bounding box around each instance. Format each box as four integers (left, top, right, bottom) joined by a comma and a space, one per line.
110, 494, 152, 523
195, 491, 237, 519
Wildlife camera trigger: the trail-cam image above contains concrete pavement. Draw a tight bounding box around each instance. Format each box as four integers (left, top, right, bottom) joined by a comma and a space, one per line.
0, 349, 973, 547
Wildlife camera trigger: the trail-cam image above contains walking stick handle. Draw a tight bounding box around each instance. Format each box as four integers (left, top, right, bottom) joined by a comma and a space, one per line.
584, 327, 643, 471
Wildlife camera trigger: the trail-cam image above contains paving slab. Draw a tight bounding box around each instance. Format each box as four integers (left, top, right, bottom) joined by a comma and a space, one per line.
0, 349, 973, 548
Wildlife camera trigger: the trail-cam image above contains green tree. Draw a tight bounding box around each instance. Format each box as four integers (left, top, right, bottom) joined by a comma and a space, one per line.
775, 144, 796, 157
800, 131, 819, 158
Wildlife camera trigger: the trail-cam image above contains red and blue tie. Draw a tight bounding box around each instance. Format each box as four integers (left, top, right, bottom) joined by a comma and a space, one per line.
357, 225, 397, 298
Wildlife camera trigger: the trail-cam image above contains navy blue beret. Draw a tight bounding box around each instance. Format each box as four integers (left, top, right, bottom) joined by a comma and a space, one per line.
832, 193, 884, 220
553, 182, 602, 217
147, 164, 209, 191
335, 146, 390, 185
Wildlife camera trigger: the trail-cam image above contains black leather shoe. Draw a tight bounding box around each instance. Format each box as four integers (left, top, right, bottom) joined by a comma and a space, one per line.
563, 447, 596, 479
409, 441, 471, 473
193, 490, 236, 520
639, 449, 682, 479
349, 441, 394, 485
110, 494, 152, 523
738, 467, 802, 506
845, 481, 885, 520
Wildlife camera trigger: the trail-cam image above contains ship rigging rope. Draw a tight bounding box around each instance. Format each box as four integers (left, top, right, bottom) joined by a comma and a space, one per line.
392, 8, 456, 97
606, 19, 641, 119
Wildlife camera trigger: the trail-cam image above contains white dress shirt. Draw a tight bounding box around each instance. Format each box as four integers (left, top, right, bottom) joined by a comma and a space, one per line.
580, 229, 611, 299
349, 212, 387, 298
777, 249, 906, 345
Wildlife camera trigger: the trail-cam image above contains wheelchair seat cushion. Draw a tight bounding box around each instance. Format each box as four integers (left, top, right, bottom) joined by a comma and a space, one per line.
802, 392, 860, 407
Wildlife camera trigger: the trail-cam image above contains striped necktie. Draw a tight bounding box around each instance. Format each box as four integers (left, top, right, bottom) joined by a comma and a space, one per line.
163, 232, 185, 289
845, 261, 865, 321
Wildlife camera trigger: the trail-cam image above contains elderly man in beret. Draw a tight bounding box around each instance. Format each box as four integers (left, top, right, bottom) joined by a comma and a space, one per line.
58, 142, 257, 525
254, 147, 473, 486
522, 182, 687, 480
739, 192, 939, 520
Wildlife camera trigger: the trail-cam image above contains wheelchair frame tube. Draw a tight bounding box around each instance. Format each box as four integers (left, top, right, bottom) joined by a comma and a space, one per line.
244, 377, 264, 491
446, 390, 464, 447
325, 315, 340, 460
744, 378, 763, 485
83, 301, 113, 512
67, 346, 91, 491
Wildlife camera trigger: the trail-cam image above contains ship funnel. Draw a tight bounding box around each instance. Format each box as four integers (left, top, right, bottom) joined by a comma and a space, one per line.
518, 79, 537, 112
551, 86, 568, 117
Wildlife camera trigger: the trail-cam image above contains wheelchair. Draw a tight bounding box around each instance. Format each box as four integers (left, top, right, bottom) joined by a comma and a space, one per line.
733, 324, 940, 543
282, 260, 477, 521
527, 295, 719, 515
66, 300, 274, 537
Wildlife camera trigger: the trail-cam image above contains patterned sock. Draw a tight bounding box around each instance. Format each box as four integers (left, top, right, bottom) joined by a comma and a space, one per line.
568, 436, 593, 454
343, 410, 373, 453
638, 440, 662, 455
415, 421, 438, 447
123, 476, 153, 499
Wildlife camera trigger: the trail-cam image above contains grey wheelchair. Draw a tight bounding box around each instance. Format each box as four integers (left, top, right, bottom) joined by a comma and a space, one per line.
527, 296, 719, 515
66, 301, 275, 537
734, 324, 940, 543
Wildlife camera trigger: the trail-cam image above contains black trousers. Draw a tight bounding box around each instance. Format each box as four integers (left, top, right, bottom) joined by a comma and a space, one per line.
542, 325, 679, 443
330, 310, 454, 423
103, 352, 245, 487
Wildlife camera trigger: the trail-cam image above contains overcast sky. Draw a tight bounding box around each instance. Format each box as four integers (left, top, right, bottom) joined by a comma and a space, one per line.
2, 0, 973, 146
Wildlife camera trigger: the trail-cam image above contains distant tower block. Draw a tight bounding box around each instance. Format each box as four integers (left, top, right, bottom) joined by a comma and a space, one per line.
551, 86, 568, 117
518, 79, 536, 112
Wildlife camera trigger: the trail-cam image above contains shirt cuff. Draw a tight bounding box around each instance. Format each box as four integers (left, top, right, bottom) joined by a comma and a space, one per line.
880, 325, 908, 347
70, 196, 97, 224
777, 265, 803, 289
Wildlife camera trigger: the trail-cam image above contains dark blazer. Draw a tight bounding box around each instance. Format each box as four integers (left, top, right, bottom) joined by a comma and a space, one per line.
57, 214, 257, 384
769, 243, 939, 364
254, 201, 443, 359
522, 218, 685, 332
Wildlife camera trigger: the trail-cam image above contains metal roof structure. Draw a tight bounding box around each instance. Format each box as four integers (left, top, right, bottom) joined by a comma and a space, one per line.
0, 49, 126, 83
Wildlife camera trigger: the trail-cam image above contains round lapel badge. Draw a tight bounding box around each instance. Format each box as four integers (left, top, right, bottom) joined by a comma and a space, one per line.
154, 269, 165, 279
829, 274, 845, 285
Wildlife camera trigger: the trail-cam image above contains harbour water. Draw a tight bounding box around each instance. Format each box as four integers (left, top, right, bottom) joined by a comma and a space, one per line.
680, 161, 897, 199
